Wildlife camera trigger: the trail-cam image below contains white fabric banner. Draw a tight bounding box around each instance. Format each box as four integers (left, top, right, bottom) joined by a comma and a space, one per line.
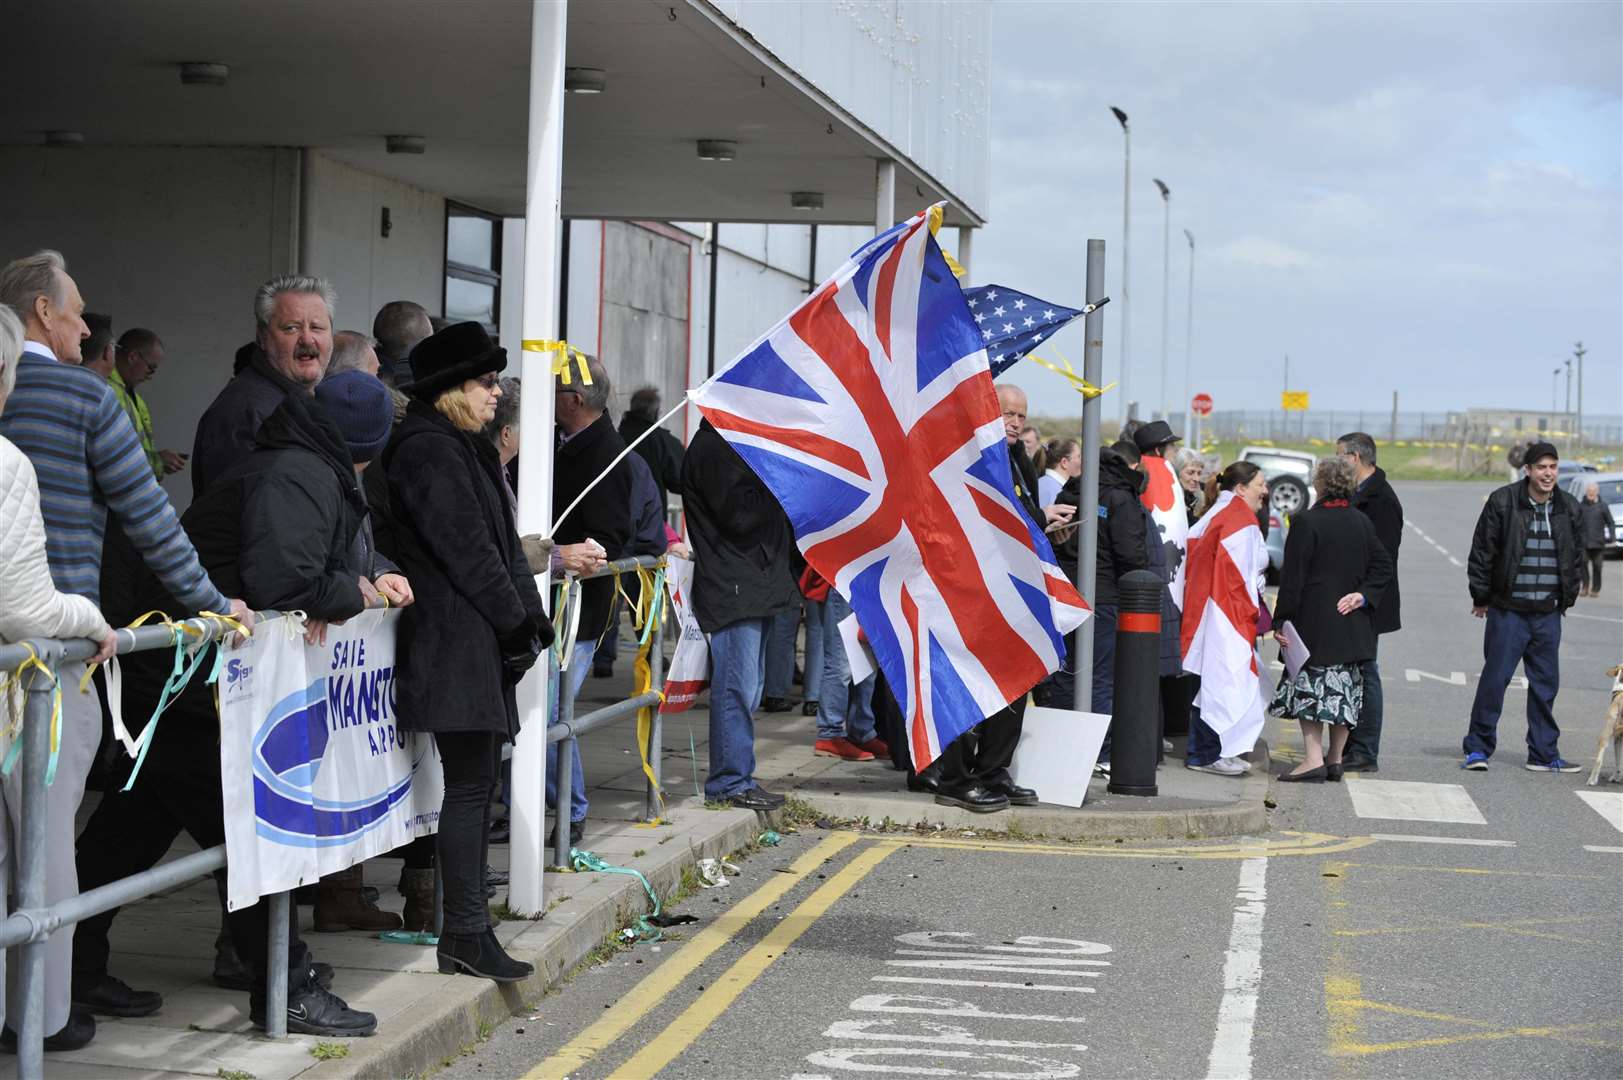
219, 610, 443, 912
659, 557, 710, 713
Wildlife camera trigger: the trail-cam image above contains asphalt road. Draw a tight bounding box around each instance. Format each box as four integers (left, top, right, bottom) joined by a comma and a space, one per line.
441, 481, 1623, 1080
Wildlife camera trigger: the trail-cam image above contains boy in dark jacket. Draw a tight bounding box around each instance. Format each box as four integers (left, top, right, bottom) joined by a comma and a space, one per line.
1336, 432, 1404, 771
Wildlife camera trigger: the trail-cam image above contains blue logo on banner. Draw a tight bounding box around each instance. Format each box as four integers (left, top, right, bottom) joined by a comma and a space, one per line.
251, 680, 413, 849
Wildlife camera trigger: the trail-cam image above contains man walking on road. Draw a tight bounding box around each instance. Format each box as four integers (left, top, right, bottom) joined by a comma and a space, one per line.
1337, 432, 1402, 772
1462, 441, 1584, 772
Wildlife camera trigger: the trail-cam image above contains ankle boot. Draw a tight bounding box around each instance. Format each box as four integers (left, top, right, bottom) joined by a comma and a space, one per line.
436, 929, 534, 983
314, 865, 403, 932
398, 868, 437, 933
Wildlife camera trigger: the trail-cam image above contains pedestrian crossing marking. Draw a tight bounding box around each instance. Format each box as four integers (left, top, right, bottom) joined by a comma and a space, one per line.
1346, 779, 1487, 825
1573, 790, 1623, 835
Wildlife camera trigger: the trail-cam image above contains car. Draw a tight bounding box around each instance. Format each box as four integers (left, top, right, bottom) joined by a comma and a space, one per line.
1237, 445, 1317, 518
1563, 470, 1623, 555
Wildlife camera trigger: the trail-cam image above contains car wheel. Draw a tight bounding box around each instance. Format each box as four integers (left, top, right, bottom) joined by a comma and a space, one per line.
1270, 475, 1309, 516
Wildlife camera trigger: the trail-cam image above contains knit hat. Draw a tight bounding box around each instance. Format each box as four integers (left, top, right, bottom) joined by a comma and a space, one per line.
407, 321, 507, 401
314, 371, 394, 463
1521, 441, 1559, 468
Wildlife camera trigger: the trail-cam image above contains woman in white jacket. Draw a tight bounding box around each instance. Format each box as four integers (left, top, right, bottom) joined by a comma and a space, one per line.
0, 304, 115, 1050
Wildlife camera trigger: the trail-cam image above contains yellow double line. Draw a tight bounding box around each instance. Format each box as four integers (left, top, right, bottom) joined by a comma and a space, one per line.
526, 833, 899, 1080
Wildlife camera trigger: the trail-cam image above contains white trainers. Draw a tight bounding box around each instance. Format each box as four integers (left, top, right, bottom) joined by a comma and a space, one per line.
1187, 757, 1248, 776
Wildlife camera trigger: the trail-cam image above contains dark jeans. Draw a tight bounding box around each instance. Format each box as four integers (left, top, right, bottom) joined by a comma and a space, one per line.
435, 730, 504, 934
1185, 698, 1223, 766
1091, 605, 1118, 762
1345, 655, 1384, 761
1464, 607, 1563, 765
73, 673, 310, 999
936, 695, 1027, 792
1583, 548, 1604, 593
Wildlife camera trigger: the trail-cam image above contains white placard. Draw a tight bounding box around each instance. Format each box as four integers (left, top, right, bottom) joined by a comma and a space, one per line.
1279, 620, 1311, 680
1009, 705, 1112, 808
837, 612, 876, 684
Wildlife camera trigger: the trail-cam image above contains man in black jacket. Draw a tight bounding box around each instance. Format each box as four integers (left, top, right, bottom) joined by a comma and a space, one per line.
549, 357, 633, 841
681, 420, 798, 810
1336, 432, 1404, 772
618, 385, 684, 516
75, 378, 404, 1037
1462, 441, 1585, 772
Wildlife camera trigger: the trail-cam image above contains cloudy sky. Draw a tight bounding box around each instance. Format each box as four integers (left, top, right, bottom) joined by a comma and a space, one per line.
971, 1, 1622, 425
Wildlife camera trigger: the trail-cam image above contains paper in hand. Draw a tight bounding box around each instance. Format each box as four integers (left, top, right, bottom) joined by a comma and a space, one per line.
1279, 620, 1311, 680
837, 613, 876, 684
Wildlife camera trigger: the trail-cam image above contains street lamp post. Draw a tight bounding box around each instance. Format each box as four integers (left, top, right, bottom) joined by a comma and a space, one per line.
1183, 228, 1195, 446
1111, 106, 1131, 424
1551, 368, 1560, 415
1153, 177, 1170, 421
1574, 341, 1585, 448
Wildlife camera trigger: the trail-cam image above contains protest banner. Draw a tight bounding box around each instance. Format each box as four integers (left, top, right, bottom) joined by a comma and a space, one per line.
659, 556, 709, 713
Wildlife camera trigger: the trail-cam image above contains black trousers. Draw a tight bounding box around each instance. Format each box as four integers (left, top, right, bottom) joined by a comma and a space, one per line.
935, 696, 1028, 791
434, 730, 503, 935
1583, 548, 1604, 593
73, 663, 309, 1000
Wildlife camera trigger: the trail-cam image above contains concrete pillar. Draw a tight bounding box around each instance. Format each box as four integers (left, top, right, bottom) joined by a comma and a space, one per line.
875, 160, 896, 235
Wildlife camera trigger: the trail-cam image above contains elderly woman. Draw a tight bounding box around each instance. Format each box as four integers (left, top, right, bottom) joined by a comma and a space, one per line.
1173, 447, 1207, 519
1269, 457, 1394, 782
384, 322, 552, 982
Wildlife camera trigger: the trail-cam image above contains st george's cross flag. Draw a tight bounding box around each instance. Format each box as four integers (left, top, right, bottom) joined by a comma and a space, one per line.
1141, 455, 1191, 611
689, 207, 1090, 768
1180, 489, 1271, 756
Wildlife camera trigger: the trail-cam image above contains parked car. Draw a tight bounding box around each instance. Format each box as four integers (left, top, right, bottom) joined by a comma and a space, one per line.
1238, 445, 1317, 518
1564, 471, 1623, 555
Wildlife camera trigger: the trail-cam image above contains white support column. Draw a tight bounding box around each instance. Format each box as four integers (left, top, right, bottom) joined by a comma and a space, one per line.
509, 0, 568, 918
875, 159, 896, 235
956, 225, 974, 284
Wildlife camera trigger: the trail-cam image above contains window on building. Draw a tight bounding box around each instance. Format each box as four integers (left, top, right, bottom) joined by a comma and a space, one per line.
444, 203, 501, 332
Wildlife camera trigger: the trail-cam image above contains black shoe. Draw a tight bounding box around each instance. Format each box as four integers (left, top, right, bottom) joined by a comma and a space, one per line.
802, 700, 820, 717
252, 984, 376, 1038
488, 816, 510, 844
311, 962, 335, 990
906, 772, 940, 794
1, 1007, 96, 1053
73, 973, 163, 1018
486, 864, 509, 887
1280, 766, 1327, 783
725, 785, 786, 811
760, 696, 794, 714
1326, 763, 1344, 782
1340, 754, 1377, 773
934, 786, 1010, 813
990, 781, 1039, 806
437, 929, 534, 983
545, 819, 586, 848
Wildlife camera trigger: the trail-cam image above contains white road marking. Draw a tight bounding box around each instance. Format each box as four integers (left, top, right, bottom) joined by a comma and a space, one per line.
1583, 845, 1623, 854
825, 1019, 1089, 1051
1204, 845, 1267, 1080
851, 993, 1085, 1024
872, 976, 1096, 992
1370, 833, 1515, 847
1346, 779, 1488, 825
1406, 668, 1466, 685
1569, 611, 1623, 624
1574, 790, 1623, 834
805, 1047, 1081, 1077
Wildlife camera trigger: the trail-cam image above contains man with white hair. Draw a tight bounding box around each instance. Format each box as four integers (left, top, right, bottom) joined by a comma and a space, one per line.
327, 330, 380, 378
0, 250, 248, 1049
190, 274, 335, 496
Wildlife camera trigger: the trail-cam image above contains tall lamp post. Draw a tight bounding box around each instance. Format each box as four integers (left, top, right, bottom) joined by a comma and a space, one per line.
1153, 177, 1170, 421
1573, 340, 1585, 448
1183, 228, 1195, 446
1111, 106, 1131, 424
1551, 368, 1560, 415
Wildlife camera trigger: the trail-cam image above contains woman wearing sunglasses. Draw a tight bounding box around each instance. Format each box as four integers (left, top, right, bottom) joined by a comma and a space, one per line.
382, 322, 552, 982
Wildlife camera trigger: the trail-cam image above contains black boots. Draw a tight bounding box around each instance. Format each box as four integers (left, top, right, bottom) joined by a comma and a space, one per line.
437, 929, 534, 983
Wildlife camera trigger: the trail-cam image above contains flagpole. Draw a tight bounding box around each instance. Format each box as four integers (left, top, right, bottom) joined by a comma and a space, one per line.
1076, 238, 1107, 713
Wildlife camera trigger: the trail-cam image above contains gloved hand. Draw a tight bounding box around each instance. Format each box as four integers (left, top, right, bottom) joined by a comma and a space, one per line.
498, 620, 544, 682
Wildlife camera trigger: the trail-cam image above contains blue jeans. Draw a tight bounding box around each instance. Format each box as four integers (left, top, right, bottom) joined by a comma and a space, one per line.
707, 617, 768, 799
817, 591, 877, 743
546, 640, 596, 823
1185, 699, 1223, 766
1464, 607, 1563, 764
1346, 655, 1383, 761
802, 599, 826, 704
1091, 605, 1118, 762
764, 606, 800, 699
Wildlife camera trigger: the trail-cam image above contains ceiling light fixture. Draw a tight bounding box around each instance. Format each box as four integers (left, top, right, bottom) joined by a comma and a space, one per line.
179, 62, 230, 86
43, 131, 84, 148
696, 139, 736, 162
790, 191, 824, 211
564, 67, 607, 94
386, 135, 426, 155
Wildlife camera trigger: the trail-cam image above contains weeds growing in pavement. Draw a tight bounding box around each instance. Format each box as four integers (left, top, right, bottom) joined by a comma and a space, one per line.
216, 1069, 255, 1080
633, 848, 647, 858
310, 1042, 350, 1061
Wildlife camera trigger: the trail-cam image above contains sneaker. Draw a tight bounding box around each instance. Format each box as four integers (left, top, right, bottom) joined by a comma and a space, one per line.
1187, 758, 1247, 776
725, 785, 786, 811
1093, 761, 1111, 776
1525, 758, 1581, 773
853, 737, 891, 759
814, 737, 875, 761
252, 984, 376, 1038
73, 973, 163, 1018
801, 700, 819, 717
1462, 752, 1489, 770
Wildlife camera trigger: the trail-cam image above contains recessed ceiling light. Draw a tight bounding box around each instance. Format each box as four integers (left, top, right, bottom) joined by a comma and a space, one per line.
790, 192, 824, 211
43, 131, 84, 148
179, 62, 230, 86
386, 135, 426, 155
564, 67, 606, 94
696, 139, 736, 162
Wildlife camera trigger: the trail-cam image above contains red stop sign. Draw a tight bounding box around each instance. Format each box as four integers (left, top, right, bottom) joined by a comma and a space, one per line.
1191, 393, 1213, 417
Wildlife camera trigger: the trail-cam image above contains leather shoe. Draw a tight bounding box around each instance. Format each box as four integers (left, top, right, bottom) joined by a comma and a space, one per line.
990, 781, 1039, 806
1280, 765, 1327, 783
934, 785, 1010, 813
1, 1007, 96, 1053
801, 700, 819, 716
1339, 754, 1377, 773
1325, 763, 1344, 782
906, 772, 939, 794
725, 785, 786, 811
760, 696, 794, 714
488, 816, 510, 844
72, 973, 162, 1018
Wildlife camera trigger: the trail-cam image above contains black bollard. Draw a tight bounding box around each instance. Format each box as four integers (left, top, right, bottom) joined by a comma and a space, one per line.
1108, 569, 1162, 796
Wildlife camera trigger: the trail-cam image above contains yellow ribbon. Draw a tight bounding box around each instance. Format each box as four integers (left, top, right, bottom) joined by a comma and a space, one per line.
925, 204, 967, 280
628, 565, 668, 819
1027, 348, 1115, 400
521, 339, 594, 385
0, 644, 62, 783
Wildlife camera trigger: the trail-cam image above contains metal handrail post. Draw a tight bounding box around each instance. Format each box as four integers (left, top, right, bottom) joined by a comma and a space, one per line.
644, 603, 665, 822
265, 891, 290, 1038
552, 661, 576, 869
15, 649, 57, 1080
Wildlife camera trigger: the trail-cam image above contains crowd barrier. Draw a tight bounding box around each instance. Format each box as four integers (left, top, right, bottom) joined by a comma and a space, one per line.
0, 554, 669, 1078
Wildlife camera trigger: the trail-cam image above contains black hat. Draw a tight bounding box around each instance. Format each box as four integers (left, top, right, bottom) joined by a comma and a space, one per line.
407, 321, 507, 401
1132, 419, 1181, 453
1521, 441, 1559, 467
314, 371, 394, 463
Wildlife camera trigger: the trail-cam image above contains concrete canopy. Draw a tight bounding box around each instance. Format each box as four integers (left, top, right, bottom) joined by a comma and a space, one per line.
3, 0, 982, 227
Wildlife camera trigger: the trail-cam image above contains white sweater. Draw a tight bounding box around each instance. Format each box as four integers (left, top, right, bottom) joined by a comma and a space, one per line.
0, 435, 110, 647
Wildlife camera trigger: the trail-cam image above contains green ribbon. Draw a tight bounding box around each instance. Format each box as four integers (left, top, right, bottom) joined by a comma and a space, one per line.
570, 848, 665, 942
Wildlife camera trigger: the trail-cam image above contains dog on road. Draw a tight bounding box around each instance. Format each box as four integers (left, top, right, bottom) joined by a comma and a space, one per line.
1588, 663, 1623, 786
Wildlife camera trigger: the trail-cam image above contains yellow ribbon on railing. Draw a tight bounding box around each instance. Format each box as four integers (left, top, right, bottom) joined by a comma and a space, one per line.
1027, 348, 1115, 400
0, 644, 62, 785
521, 339, 594, 385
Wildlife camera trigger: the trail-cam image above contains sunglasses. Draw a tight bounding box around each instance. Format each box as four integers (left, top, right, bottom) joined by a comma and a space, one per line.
473, 373, 499, 390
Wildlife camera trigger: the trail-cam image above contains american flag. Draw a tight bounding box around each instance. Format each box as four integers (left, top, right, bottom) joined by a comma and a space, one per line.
690, 208, 1090, 768
962, 284, 1086, 376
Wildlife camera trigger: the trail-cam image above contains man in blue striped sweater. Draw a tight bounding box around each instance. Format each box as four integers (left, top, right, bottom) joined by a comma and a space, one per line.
0, 250, 249, 1052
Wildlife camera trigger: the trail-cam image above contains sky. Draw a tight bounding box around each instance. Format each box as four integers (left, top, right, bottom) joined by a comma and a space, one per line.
971, 1, 1622, 425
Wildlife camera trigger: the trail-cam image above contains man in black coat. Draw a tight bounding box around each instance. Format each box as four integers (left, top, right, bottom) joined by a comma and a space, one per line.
618, 385, 684, 517
681, 420, 799, 810
548, 357, 633, 836
1462, 442, 1585, 772
75, 379, 404, 1038
1336, 432, 1404, 771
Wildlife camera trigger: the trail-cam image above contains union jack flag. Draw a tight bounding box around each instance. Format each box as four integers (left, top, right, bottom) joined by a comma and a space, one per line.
689, 207, 1090, 768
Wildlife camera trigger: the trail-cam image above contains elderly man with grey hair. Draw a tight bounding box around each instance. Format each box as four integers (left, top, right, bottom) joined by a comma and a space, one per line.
327, 330, 380, 378
190, 274, 336, 496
